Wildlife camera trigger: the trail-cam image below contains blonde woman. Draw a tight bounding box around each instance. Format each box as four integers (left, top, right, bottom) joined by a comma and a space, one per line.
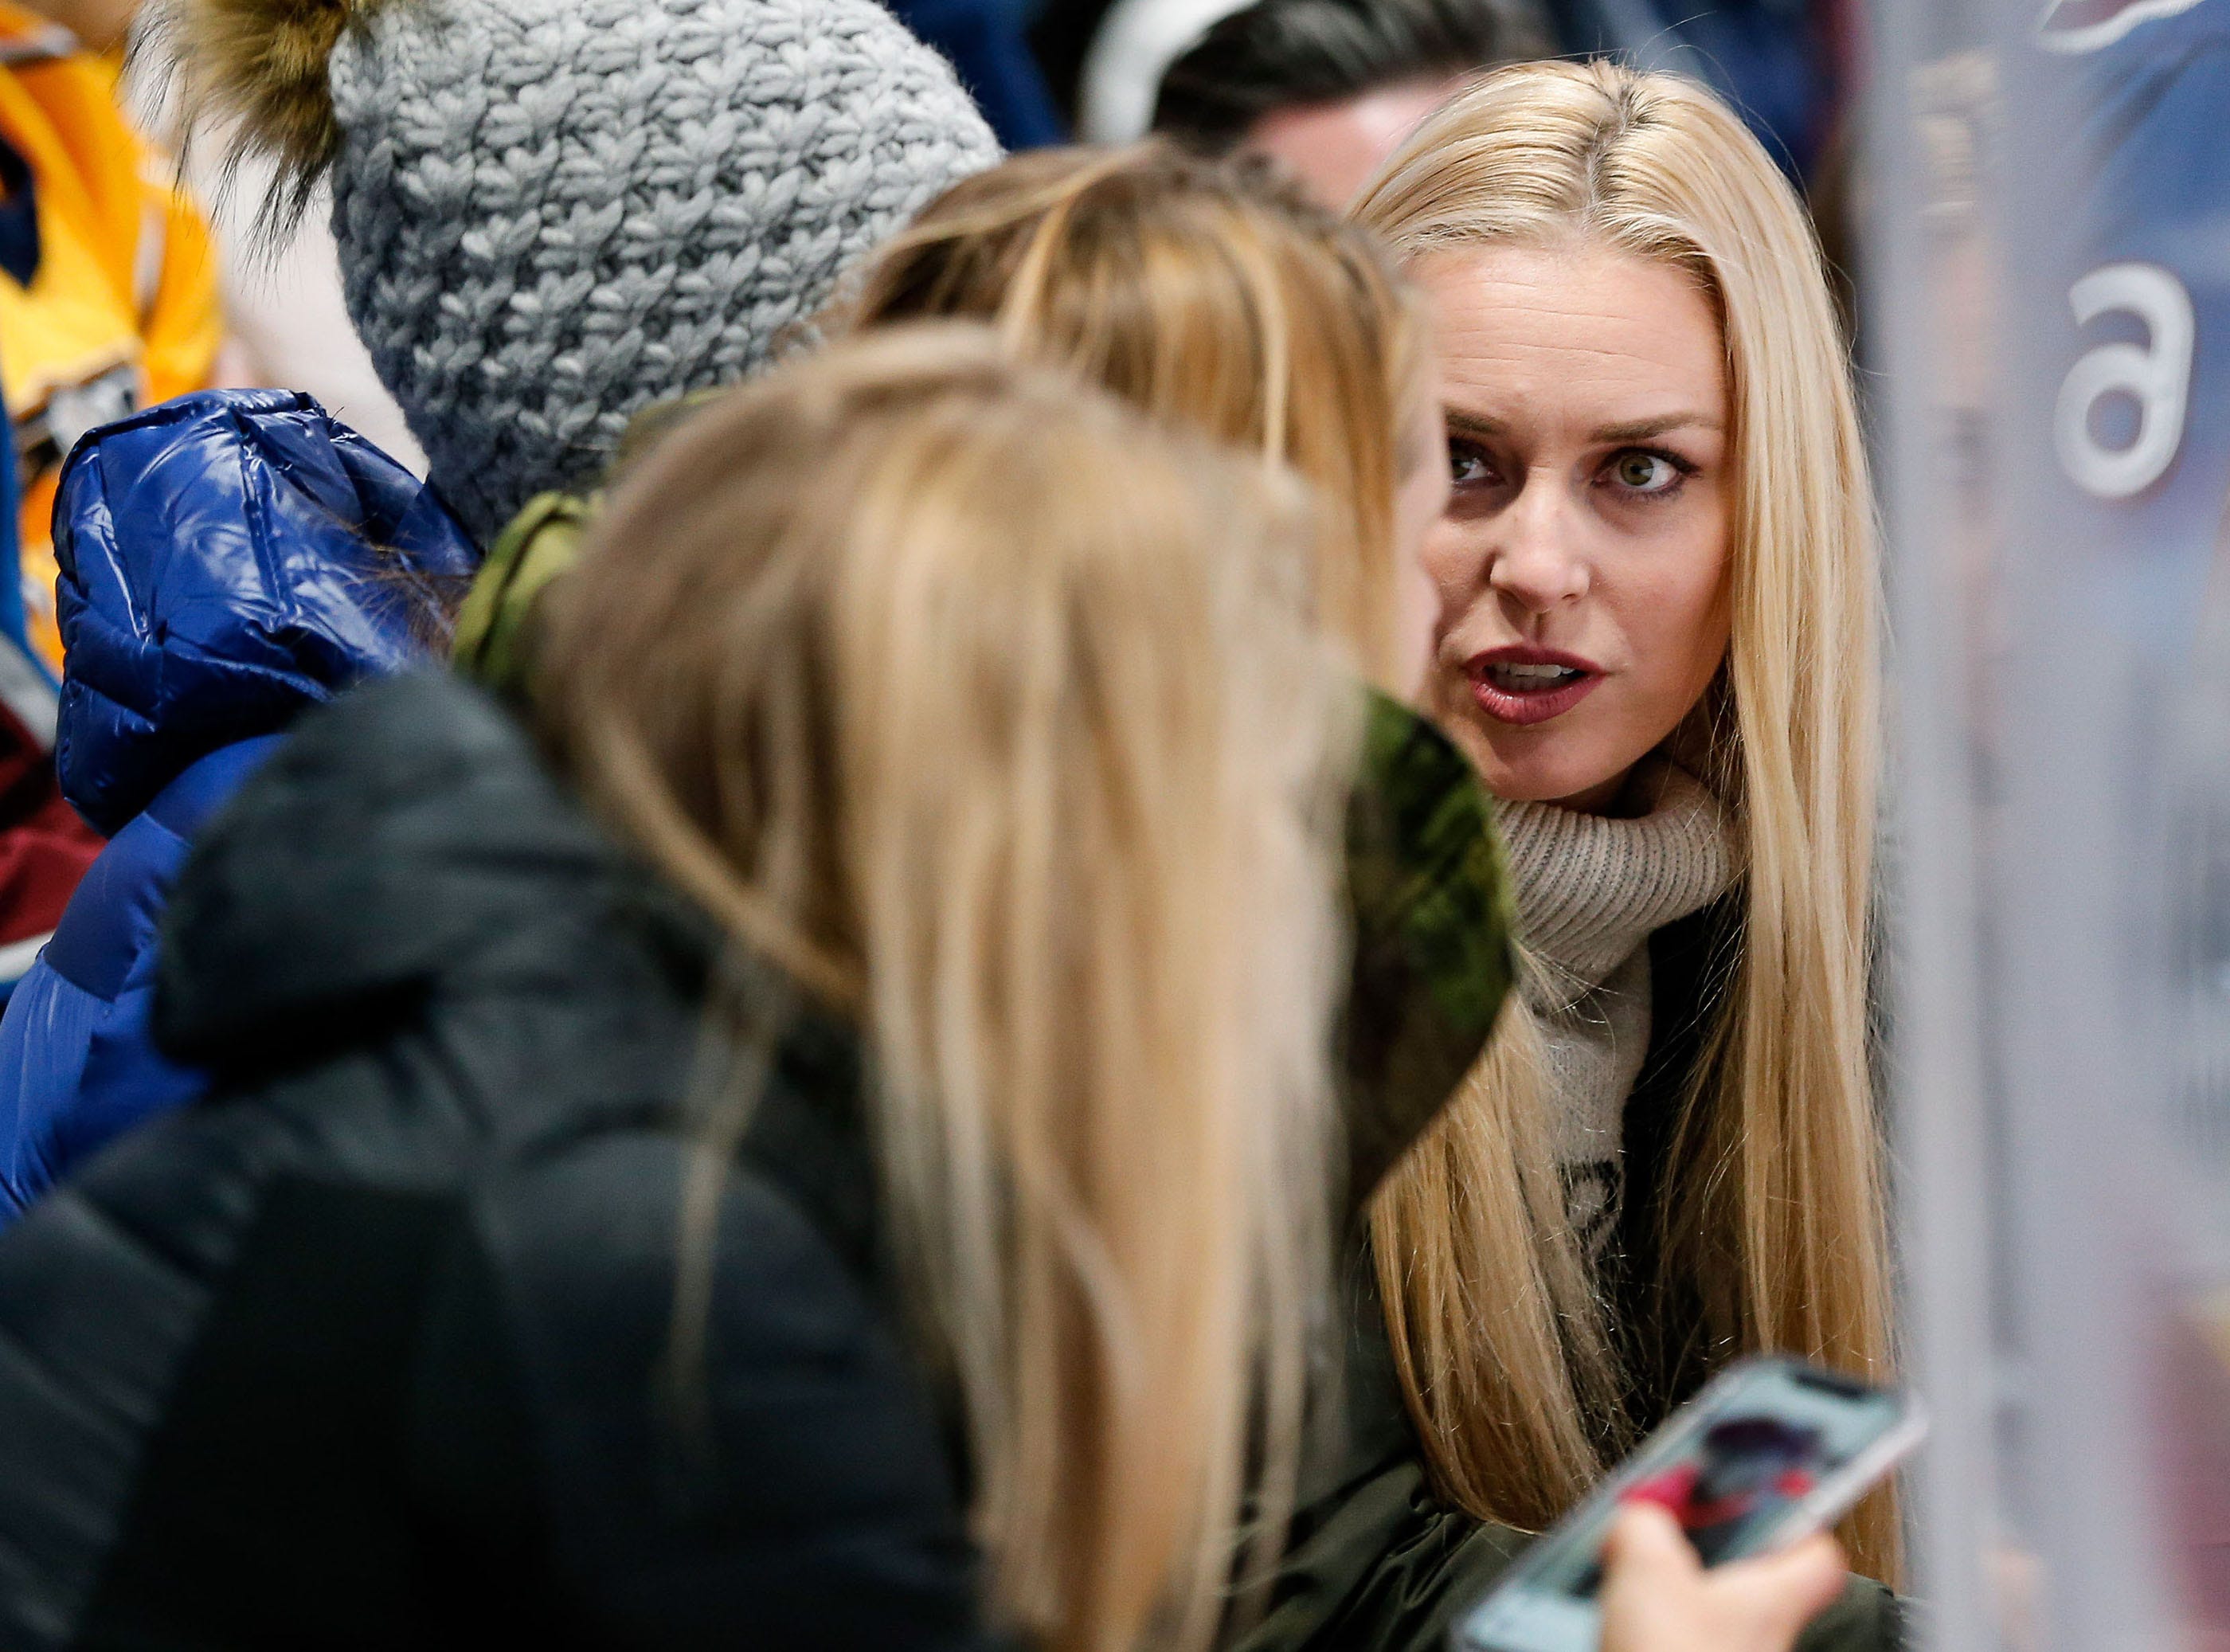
841, 143, 1448, 699
0, 331, 1362, 1652
1236, 60, 1900, 1652
837, 144, 1542, 1227
462, 144, 1516, 1240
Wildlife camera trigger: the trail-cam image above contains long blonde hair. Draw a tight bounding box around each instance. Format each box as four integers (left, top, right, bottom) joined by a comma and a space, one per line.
1355, 61, 1897, 1576
840, 143, 1430, 689
536, 327, 1353, 1651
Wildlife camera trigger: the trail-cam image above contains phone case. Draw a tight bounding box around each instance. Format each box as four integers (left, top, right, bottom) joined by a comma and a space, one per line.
1450, 1356, 1927, 1652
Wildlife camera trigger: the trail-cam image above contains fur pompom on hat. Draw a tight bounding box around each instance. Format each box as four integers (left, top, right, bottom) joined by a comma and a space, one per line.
159, 0, 1001, 541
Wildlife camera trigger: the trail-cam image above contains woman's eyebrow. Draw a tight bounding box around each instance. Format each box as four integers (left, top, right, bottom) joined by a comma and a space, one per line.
1590, 413, 1723, 442
1441, 408, 1726, 443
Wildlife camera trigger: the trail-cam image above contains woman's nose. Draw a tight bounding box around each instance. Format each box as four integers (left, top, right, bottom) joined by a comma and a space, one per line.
1485, 480, 1590, 611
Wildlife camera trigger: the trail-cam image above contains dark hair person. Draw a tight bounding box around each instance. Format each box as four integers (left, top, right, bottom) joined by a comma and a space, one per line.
1150, 0, 1547, 205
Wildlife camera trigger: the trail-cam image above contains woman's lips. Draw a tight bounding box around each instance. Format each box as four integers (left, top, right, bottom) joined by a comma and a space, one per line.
1463, 646, 1603, 727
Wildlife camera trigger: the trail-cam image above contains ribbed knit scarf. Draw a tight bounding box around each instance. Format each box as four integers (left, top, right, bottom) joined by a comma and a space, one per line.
1494, 761, 1738, 1260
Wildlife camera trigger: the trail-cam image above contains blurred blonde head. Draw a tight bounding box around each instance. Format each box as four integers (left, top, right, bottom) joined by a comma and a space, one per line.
1354, 60, 1895, 1576
538, 327, 1352, 1652
842, 143, 1432, 690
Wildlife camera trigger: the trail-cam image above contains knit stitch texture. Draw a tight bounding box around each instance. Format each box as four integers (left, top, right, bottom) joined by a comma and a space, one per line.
325, 0, 1000, 541
1496, 759, 1737, 1256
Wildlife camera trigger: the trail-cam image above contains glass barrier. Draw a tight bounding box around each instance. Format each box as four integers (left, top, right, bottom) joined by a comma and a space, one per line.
1872, 1, 2230, 1646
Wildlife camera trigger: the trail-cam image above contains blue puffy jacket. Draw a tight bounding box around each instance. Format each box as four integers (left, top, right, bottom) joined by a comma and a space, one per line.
0, 389, 479, 1222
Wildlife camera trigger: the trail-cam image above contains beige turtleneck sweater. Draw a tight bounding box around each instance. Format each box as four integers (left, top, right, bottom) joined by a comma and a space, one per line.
1493, 761, 1738, 1259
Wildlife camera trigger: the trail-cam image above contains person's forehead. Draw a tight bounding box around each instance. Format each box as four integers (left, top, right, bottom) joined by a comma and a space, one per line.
1414, 244, 1726, 422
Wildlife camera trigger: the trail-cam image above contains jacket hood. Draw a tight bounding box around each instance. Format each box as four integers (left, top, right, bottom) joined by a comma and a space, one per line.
154, 670, 690, 1066
53, 390, 480, 836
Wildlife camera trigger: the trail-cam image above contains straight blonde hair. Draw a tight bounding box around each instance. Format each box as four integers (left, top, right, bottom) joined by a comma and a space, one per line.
839, 143, 1431, 688
1355, 61, 1898, 1578
536, 327, 1354, 1651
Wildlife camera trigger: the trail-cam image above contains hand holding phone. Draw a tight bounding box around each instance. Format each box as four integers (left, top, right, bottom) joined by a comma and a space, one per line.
1453, 1357, 1923, 1652
1598, 1504, 1846, 1652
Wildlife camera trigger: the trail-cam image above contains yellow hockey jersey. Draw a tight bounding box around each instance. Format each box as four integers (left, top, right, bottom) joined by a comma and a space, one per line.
0, 6, 218, 673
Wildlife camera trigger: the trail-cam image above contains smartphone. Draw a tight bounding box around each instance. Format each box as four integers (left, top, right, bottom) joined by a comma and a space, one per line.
1450, 1356, 1926, 1652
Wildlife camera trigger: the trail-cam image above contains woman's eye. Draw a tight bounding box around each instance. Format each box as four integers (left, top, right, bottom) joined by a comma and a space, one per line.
1607, 450, 1685, 495
1449, 442, 1493, 486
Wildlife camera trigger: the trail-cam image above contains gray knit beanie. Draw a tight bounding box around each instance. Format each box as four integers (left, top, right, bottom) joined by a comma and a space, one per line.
171, 0, 1000, 541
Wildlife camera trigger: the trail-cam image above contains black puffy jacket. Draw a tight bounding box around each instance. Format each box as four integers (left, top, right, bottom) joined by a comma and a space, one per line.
0, 669, 1513, 1651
